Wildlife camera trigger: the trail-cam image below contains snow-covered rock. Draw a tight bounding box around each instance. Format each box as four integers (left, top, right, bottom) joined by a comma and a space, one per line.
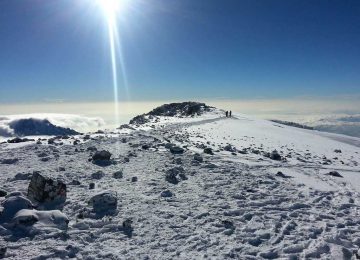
0, 195, 33, 223
12, 209, 68, 230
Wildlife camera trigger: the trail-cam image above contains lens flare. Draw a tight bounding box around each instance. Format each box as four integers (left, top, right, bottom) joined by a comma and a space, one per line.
97, 0, 129, 128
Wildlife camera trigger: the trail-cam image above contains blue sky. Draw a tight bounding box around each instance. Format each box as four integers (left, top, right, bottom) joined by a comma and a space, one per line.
0, 0, 359, 103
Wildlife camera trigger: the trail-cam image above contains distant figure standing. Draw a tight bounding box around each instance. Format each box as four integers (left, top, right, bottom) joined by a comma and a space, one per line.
229, 111, 232, 117
225, 111, 228, 117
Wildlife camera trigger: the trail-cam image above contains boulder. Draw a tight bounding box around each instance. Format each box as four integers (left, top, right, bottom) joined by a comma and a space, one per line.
327, 171, 343, 178
92, 150, 111, 161
91, 171, 105, 180
0, 195, 33, 222
12, 209, 69, 230
160, 190, 173, 198
170, 146, 184, 154
0, 189, 8, 197
113, 170, 123, 179
89, 190, 117, 213
27, 172, 66, 205
203, 147, 214, 155
193, 153, 203, 162
165, 167, 185, 184
270, 150, 281, 161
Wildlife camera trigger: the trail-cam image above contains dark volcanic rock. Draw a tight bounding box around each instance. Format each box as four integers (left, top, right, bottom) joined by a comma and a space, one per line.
327, 171, 343, 178
92, 150, 112, 161
204, 147, 214, 155
129, 102, 214, 125
270, 150, 282, 161
170, 146, 184, 154
27, 172, 66, 205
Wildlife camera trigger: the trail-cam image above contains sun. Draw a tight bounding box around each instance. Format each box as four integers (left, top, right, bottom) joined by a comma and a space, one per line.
97, 0, 126, 19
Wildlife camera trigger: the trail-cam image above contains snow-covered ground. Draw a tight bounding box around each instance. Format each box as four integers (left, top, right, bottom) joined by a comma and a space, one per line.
0, 108, 359, 259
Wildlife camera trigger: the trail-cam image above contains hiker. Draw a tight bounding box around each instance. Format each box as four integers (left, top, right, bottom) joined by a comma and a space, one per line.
229, 111, 232, 117
225, 111, 228, 117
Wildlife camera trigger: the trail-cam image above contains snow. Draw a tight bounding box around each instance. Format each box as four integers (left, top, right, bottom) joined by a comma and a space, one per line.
0, 108, 359, 259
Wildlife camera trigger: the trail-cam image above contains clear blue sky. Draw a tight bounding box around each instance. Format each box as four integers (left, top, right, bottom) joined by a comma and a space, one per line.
0, 0, 359, 103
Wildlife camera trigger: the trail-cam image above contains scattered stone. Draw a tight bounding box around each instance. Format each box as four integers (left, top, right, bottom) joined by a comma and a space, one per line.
92, 150, 112, 161
87, 146, 97, 152
165, 167, 185, 184
142, 144, 150, 150
170, 146, 184, 154
334, 149, 342, 153
276, 171, 292, 178
58, 167, 66, 172
91, 171, 105, 180
160, 190, 173, 198
224, 144, 236, 152
0, 158, 19, 164
89, 183, 95, 190
89, 190, 117, 213
27, 172, 67, 204
70, 180, 81, 185
131, 176, 138, 182
327, 171, 343, 178
270, 150, 281, 161
0, 247, 6, 259
13, 172, 32, 180
113, 170, 123, 179
203, 147, 214, 155
0, 189, 8, 197
174, 158, 182, 164
193, 153, 203, 162
7, 137, 34, 143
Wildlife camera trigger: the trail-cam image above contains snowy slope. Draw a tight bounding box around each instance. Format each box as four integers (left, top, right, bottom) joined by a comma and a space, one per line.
0, 107, 359, 259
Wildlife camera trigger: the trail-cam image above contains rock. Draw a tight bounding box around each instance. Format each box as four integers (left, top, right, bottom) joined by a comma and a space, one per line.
89, 190, 117, 213
334, 149, 342, 153
164, 143, 174, 149
87, 146, 97, 152
27, 172, 67, 205
224, 144, 236, 152
58, 167, 66, 172
165, 167, 184, 184
203, 147, 214, 155
91, 171, 105, 180
13, 172, 32, 180
131, 176, 138, 182
270, 150, 281, 161
0, 158, 19, 164
142, 144, 150, 150
92, 150, 112, 161
170, 146, 184, 154
0, 189, 7, 197
12, 209, 69, 229
174, 158, 182, 164
0, 195, 33, 222
0, 247, 6, 259
193, 153, 203, 162
123, 219, 133, 229
276, 171, 291, 178
7, 137, 34, 143
70, 180, 81, 185
89, 183, 95, 189
160, 190, 173, 198
327, 171, 343, 178
113, 170, 123, 179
